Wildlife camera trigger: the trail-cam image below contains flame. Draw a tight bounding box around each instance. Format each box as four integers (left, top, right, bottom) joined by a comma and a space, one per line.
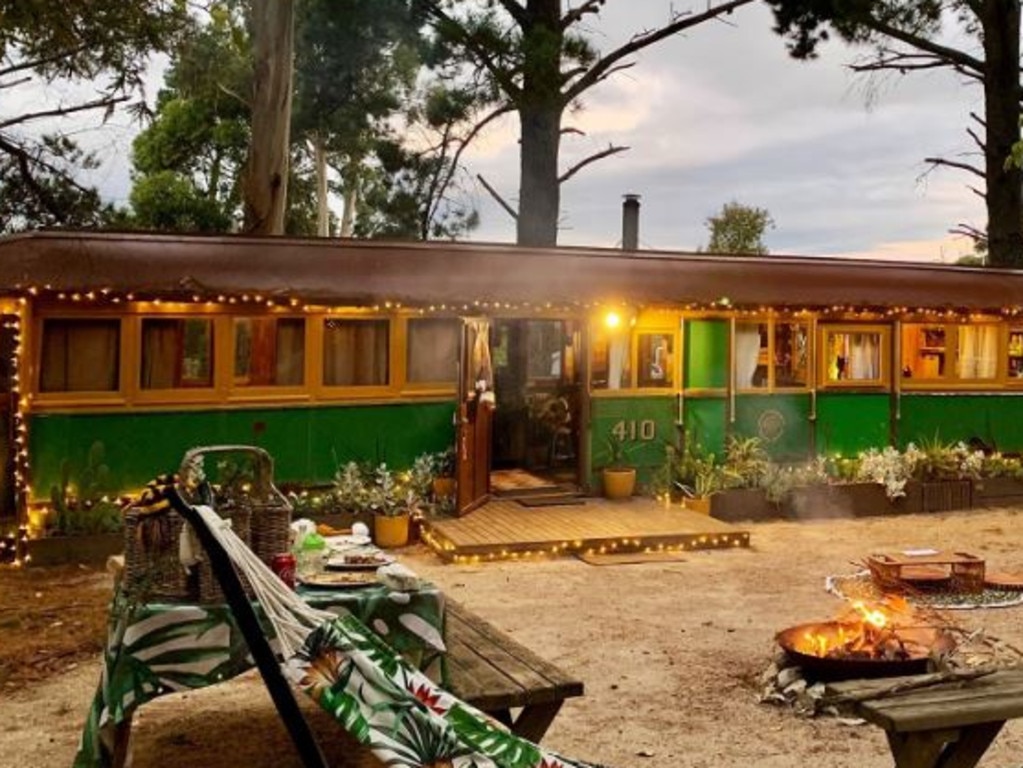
794, 599, 909, 660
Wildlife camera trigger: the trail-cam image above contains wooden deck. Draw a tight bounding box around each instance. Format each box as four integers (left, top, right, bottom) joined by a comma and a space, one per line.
421, 496, 750, 563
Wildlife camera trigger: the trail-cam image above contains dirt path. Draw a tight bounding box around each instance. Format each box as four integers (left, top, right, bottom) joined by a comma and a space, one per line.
4, 507, 1023, 768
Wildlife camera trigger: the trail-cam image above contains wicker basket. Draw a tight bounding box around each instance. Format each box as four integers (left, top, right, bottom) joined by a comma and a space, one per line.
123, 504, 192, 602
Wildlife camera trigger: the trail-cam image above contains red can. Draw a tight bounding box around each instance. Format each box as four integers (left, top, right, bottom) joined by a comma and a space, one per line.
271, 553, 296, 589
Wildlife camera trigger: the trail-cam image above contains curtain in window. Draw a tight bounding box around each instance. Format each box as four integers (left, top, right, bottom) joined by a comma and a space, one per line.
276, 320, 305, 385
735, 325, 761, 388
849, 333, 879, 380
141, 321, 181, 389
40, 321, 119, 392
408, 320, 458, 383
959, 326, 997, 379
324, 320, 388, 386
466, 318, 492, 393
608, 336, 628, 390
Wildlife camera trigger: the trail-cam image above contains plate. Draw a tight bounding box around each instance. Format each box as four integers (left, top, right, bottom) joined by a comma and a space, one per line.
325, 552, 394, 571
299, 571, 379, 589
325, 534, 372, 548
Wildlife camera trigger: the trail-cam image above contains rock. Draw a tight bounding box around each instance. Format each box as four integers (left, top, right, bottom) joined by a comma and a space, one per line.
776, 666, 804, 688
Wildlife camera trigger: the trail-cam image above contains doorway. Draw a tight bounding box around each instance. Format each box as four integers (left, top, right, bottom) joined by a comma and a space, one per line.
489, 318, 582, 490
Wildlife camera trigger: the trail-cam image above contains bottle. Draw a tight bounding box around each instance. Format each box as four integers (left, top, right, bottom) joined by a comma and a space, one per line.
296, 532, 327, 579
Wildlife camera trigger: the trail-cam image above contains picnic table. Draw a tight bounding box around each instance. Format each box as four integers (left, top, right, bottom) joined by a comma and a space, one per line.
825, 668, 1023, 768
73, 579, 446, 768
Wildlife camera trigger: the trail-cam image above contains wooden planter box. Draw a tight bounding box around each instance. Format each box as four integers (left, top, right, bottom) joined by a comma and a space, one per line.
26, 531, 123, 566
916, 479, 973, 513
783, 482, 922, 520
973, 477, 1023, 507
710, 488, 780, 523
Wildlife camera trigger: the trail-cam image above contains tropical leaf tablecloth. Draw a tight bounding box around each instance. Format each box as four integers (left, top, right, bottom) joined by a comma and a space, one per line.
286, 613, 602, 768
73, 582, 446, 768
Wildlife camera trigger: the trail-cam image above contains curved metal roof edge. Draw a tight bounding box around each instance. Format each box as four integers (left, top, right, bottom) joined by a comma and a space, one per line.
2, 228, 1014, 277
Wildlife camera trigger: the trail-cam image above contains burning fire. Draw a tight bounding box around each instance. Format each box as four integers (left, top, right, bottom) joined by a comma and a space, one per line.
796, 598, 916, 661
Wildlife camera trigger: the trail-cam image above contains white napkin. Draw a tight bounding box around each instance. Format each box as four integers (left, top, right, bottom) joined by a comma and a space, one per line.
377, 562, 421, 592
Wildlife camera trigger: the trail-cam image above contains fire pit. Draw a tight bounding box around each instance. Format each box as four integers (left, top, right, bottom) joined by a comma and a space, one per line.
776, 600, 955, 681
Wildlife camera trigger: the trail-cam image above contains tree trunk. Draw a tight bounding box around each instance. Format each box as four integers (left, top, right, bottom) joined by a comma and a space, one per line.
340, 180, 358, 238
981, 0, 1022, 267
515, 0, 564, 247
312, 132, 329, 237
242, 0, 295, 236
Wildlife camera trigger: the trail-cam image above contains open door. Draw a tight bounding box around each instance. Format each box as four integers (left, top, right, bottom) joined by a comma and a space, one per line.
455, 318, 494, 516
0, 317, 16, 520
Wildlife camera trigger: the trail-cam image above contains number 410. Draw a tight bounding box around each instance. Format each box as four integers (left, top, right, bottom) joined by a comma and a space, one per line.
611, 419, 656, 442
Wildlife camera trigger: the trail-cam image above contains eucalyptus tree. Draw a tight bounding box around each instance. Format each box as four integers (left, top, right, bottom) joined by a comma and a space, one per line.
704, 201, 774, 255
765, 0, 1022, 267
417, 0, 757, 247
0, 0, 187, 230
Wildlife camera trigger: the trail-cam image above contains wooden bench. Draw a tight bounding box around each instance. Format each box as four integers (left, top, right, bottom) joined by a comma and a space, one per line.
825, 668, 1023, 768
442, 600, 585, 742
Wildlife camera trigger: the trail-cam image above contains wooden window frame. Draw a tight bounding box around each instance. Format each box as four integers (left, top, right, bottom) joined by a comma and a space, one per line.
632, 327, 678, 393
400, 316, 460, 397
818, 323, 891, 390
226, 315, 311, 404
313, 315, 397, 400
130, 314, 223, 405
900, 320, 1003, 390
32, 314, 128, 407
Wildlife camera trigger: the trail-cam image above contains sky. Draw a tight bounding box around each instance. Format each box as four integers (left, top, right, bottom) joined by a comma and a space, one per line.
63, 2, 988, 263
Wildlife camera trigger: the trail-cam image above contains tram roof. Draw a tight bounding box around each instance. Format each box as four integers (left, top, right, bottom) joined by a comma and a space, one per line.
0, 230, 1020, 312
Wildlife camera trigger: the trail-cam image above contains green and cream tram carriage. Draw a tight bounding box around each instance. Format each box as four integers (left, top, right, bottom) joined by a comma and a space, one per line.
2, 230, 1023, 529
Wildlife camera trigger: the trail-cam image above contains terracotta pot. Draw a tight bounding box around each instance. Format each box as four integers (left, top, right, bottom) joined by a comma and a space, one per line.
374, 512, 410, 548
602, 467, 636, 499
432, 476, 456, 500
682, 496, 712, 515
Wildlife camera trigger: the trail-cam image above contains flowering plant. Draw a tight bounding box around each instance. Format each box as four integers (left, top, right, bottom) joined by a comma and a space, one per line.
856, 446, 914, 500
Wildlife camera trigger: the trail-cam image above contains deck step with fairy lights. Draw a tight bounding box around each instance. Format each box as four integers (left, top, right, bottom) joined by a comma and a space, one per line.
421, 496, 750, 564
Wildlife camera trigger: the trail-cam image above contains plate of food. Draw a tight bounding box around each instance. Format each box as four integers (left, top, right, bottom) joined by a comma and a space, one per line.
324, 551, 395, 570
298, 571, 379, 589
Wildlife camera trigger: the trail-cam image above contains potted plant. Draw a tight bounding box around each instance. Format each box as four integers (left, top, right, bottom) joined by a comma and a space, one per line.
430, 447, 457, 500
368, 464, 411, 548
602, 431, 637, 499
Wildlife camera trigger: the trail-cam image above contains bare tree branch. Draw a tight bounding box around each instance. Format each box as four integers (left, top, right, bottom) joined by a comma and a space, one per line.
863, 18, 986, 76
558, 143, 628, 183
427, 104, 515, 229
0, 133, 92, 220
0, 45, 92, 79
0, 94, 128, 131
563, 0, 755, 103
477, 173, 518, 220
923, 156, 985, 180
0, 76, 32, 91
561, 0, 606, 30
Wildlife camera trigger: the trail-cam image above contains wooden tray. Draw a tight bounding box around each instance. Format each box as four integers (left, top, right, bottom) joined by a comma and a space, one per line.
984, 571, 1023, 590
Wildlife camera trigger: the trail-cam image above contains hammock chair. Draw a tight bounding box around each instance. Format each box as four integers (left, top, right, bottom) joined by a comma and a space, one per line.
164, 483, 603, 768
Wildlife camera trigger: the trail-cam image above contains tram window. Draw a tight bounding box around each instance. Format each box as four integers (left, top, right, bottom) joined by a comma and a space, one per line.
40, 319, 120, 392
955, 325, 998, 380
901, 324, 946, 379
902, 323, 998, 381
735, 323, 768, 389
637, 332, 674, 388
141, 318, 214, 389
1009, 329, 1023, 379
591, 327, 631, 390
234, 317, 305, 387
823, 329, 884, 384
323, 318, 389, 387
407, 318, 458, 384
774, 322, 808, 387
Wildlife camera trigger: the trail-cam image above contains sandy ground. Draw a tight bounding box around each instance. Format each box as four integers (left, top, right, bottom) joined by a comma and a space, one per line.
4, 506, 1023, 768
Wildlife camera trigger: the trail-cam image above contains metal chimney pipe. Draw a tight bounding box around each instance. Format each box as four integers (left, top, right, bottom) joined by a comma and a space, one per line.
622, 194, 640, 251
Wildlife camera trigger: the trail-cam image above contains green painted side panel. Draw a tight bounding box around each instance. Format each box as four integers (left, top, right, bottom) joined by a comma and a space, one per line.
815, 393, 890, 457
898, 394, 1023, 452
28, 402, 456, 498
681, 398, 727, 459
684, 319, 728, 389
733, 394, 812, 461
589, 396, 677, 486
